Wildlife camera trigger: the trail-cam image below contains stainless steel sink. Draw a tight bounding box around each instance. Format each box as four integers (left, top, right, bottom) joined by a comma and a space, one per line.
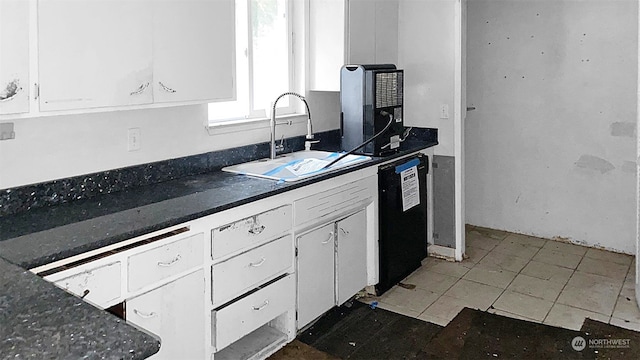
222, 150, 370, 182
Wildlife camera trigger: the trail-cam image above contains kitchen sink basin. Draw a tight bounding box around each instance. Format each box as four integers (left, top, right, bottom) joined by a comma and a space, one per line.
222, 150, 371, 182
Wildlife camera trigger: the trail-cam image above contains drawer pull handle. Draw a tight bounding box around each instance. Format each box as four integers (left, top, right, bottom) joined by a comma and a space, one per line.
249, 257, 266, 267
340, 228, 349, 236
322, 232, 334, 244
248, 225, 265, 235
159, 81, 177, 93
133, 309, 157, 318
157, 254, 182, 267
80, 289, 90, 299
252, 300, 269, 311
130, 82, 149, 96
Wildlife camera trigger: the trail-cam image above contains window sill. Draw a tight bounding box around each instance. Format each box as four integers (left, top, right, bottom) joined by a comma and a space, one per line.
206, 113, 307, 135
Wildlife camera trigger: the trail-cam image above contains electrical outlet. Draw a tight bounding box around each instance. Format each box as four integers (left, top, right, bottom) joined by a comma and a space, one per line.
128, 128, 141, 151
440, 104, 449, 119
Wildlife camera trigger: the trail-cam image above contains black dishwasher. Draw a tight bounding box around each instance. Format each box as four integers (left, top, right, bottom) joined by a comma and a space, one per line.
376, 154, 428, 295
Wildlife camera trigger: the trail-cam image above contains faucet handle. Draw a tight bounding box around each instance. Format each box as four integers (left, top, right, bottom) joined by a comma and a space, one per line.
276, 135, 286, 153
305, 139, 320, 151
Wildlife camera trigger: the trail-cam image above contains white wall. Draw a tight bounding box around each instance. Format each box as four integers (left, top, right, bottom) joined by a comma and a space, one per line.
466, 0, 638, 254
397, 0, 465, 260
398, 0, 456, 156
0, 91, 340, 189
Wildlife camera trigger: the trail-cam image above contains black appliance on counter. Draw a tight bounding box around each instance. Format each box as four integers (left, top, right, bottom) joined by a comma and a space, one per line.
340, 64, 404, 156
376, 154, 428, 296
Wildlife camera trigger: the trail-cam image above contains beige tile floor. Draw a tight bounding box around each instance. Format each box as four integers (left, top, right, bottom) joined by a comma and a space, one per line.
367, 225, 639, 332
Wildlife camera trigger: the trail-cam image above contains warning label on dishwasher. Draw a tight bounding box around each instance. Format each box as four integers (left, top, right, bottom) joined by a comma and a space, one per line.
401, 166, 420, 211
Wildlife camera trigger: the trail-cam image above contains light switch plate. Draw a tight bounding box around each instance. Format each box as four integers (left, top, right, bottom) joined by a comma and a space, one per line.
440, 104, 449, 119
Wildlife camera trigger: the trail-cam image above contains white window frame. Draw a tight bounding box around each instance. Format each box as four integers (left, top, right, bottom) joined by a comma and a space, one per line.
207, 0, 301, 128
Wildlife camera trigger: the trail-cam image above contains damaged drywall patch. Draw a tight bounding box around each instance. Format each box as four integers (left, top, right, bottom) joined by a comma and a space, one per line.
552, 235, 589, 248
575, 155, 615, 174
610, 122, 636, 137
621, 160, 637, 173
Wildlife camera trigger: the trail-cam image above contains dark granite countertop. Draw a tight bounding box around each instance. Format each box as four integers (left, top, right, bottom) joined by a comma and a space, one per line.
0, 258, 160, 360
0, 137, 437, 359
0, 139, 437, 269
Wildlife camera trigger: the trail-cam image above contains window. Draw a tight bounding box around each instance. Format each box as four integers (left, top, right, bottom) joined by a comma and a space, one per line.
208, 0, 294, 123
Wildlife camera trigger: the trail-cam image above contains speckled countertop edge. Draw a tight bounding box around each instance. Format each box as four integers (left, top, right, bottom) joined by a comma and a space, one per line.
0, 258, 161, 360
0, 139, 436, 359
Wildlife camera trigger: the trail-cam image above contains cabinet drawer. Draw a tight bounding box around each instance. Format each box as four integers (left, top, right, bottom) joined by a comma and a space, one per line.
212, 235, 293, 305
128, 232, 204, 292
212, 205, 291, 260
46, 261, 121, 309
212, 274, 295, 351
294, 176, 375, 226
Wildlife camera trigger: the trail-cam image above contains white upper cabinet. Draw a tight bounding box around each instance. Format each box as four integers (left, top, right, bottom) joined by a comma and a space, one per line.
0, 0, 30, 115
36, 0, 235, 113
38, 0, 153, 111
153, 0, 235, 103
308, 0, 399, 91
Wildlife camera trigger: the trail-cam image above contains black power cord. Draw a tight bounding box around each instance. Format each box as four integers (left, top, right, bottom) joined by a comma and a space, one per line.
322, 111, 395, 169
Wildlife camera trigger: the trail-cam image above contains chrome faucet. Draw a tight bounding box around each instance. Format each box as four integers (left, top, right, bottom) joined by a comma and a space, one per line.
270, 92, 316, 159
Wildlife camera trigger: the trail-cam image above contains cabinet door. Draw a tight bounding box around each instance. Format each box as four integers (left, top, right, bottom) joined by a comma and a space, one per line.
38, 0, 153, 111
0, 0, 29, 115
127, 270, 205, 360
152, 0, 235, 103
335, 210, 367, 305
296, 223, 336, 328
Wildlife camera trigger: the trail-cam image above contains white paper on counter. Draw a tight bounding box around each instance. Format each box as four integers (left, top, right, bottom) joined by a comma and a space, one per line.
401, 165, 420, 211
286, 158, 330, 176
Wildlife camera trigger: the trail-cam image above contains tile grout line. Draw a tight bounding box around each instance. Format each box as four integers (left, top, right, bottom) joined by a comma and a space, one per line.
436, 230, 633, 330
415, 260, 470, 321
458, 232, 514, 314
540, 251, 583, 325
608, 258, 634, 325
413, 238, 491, 323
487, 237, 546, 319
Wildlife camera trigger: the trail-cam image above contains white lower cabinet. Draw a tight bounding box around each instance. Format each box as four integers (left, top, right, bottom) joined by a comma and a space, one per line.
210, 225, 295, 359
36, 170, 378, 360
296, 209, 368, 329
335, 210, 368, 305
127, 269, 205, 360
296, 223, 336, 327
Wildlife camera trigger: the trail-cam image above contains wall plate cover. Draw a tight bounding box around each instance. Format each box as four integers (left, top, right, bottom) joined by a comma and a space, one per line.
128, 128, 141, 151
